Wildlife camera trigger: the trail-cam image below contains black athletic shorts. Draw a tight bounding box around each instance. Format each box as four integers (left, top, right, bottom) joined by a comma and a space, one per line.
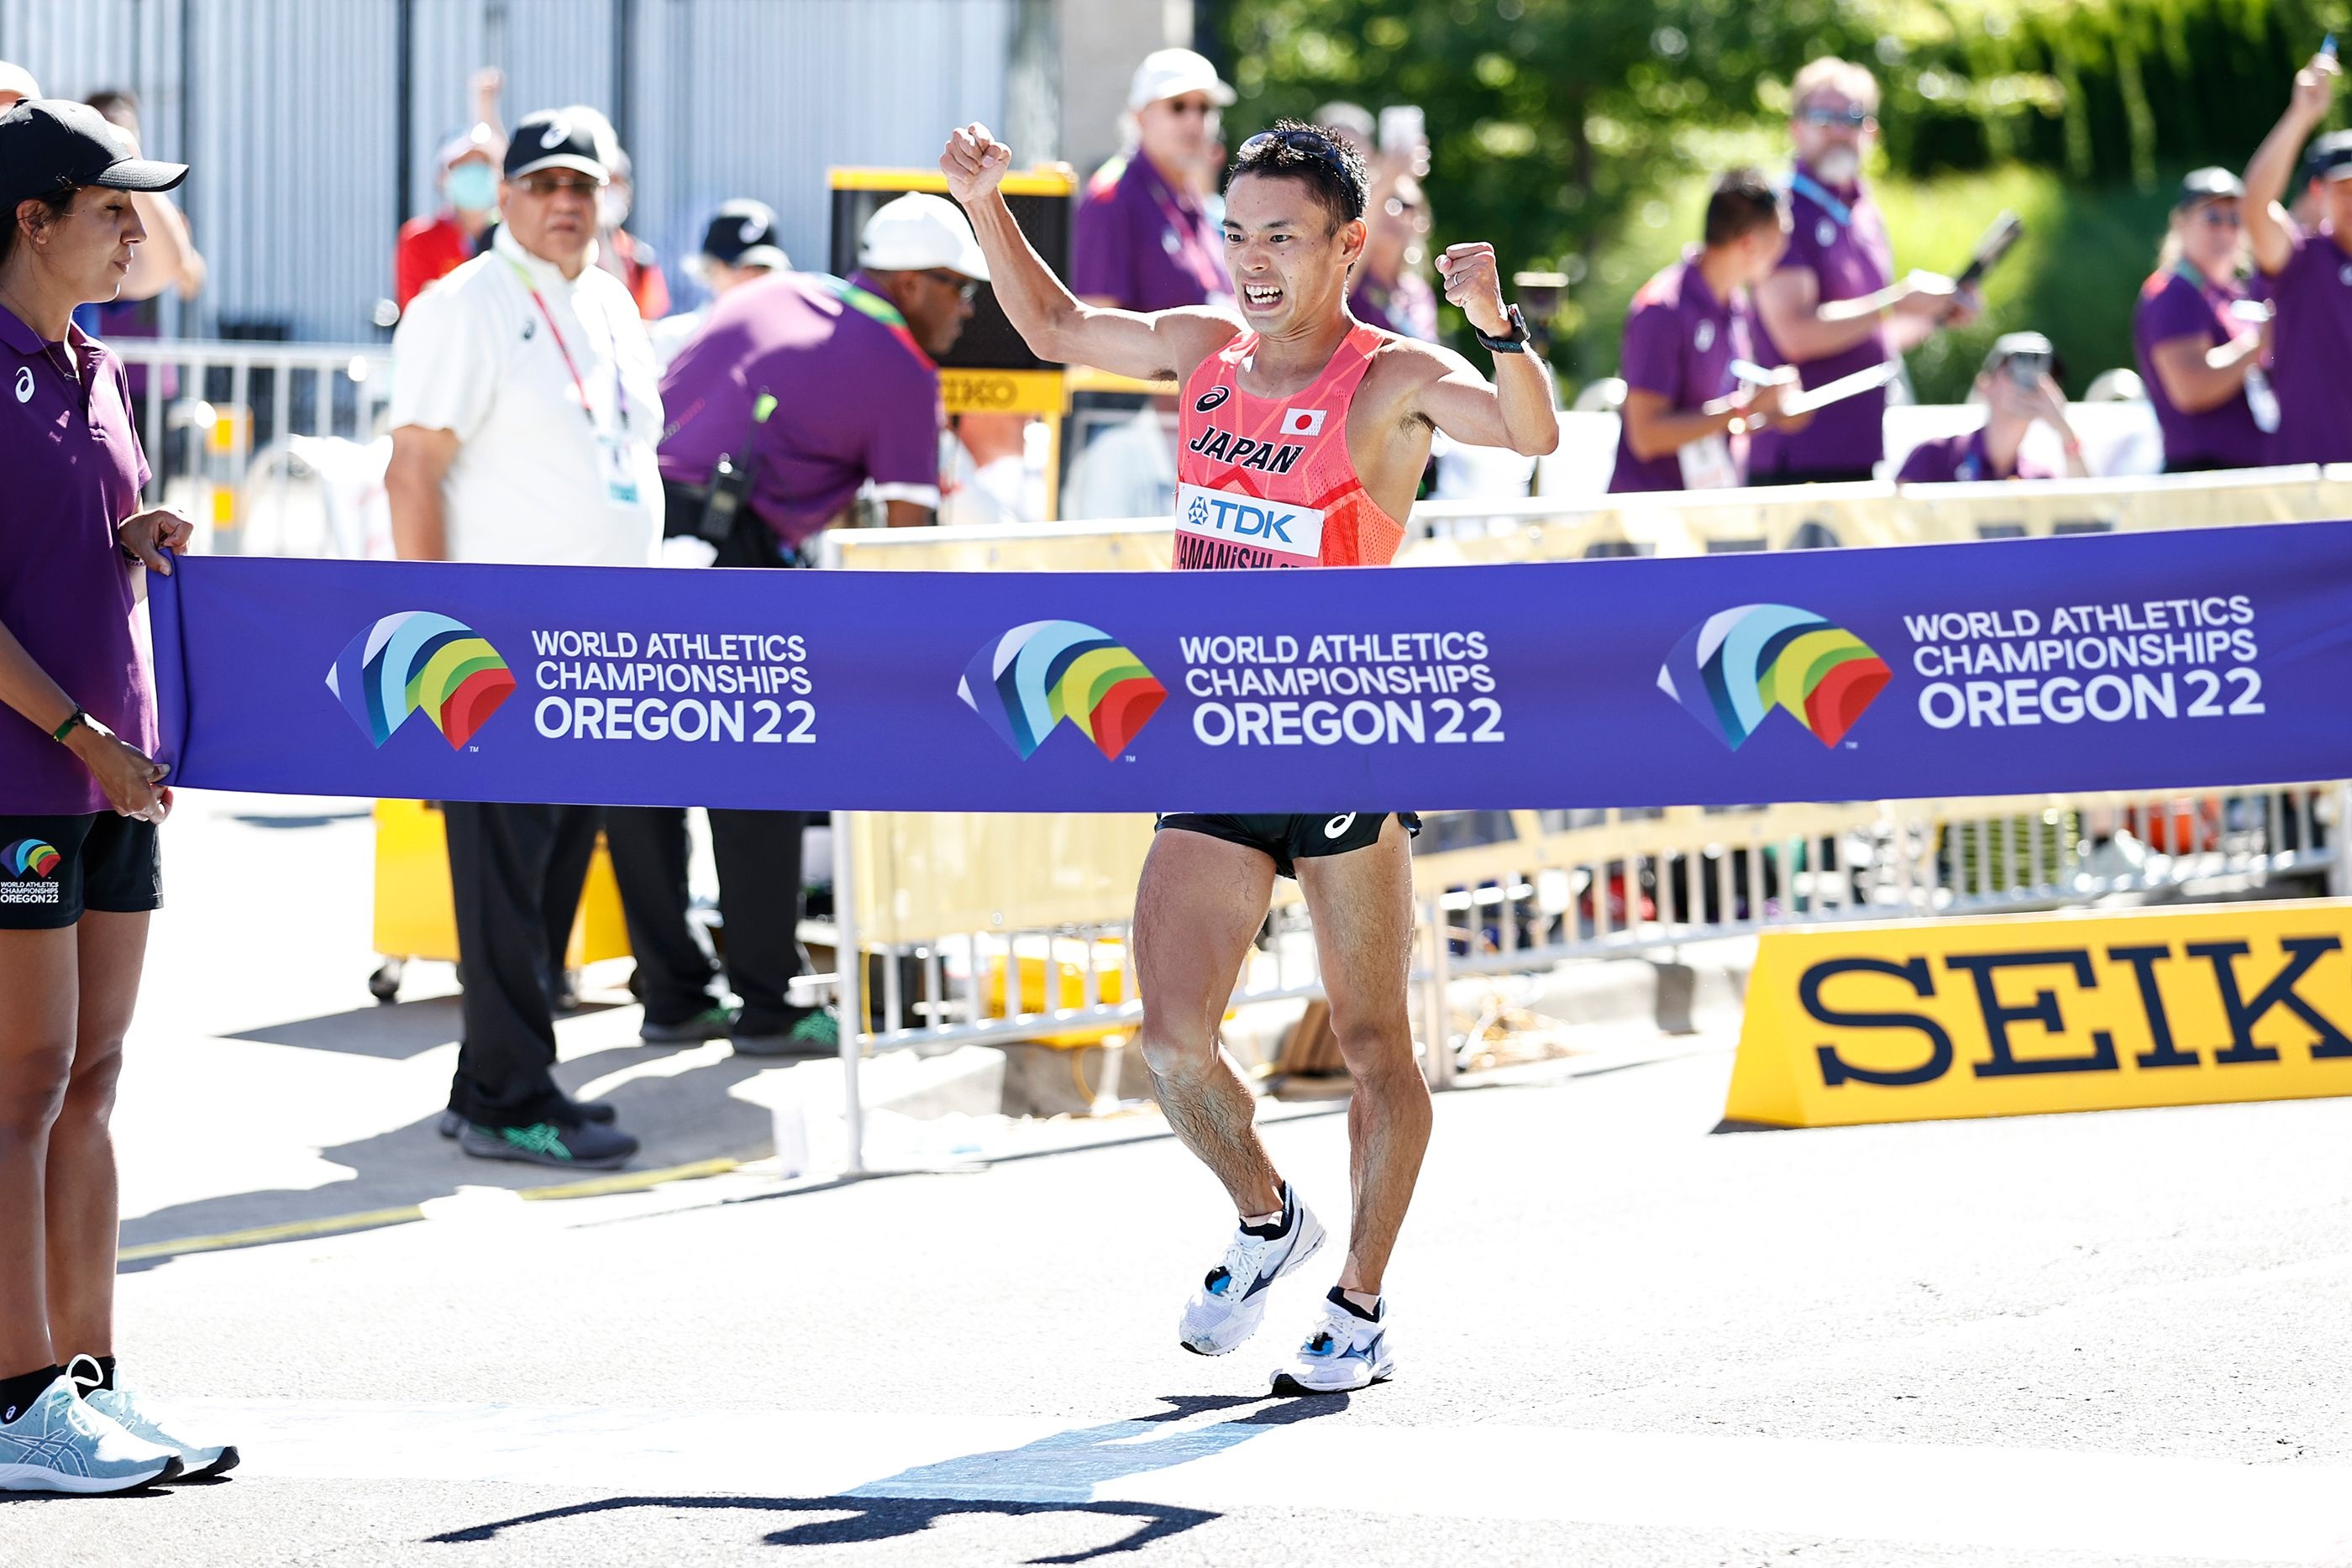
0, 812, 163, 931
1154, 812, 1421, 880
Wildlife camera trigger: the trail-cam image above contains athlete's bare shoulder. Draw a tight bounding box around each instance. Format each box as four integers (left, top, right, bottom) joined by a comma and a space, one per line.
1147, 307, 1249, 383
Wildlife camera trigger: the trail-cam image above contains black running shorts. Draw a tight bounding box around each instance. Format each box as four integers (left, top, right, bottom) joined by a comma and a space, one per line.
1153, 812, 1421, 880
0, 812, 163, 931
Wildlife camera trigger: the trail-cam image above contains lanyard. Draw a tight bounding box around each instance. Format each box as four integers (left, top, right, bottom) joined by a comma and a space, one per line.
505, 257, 629, 433
1788, 170, 1856, 229
822, 274, 936, 371
1139, 165, 1225, 295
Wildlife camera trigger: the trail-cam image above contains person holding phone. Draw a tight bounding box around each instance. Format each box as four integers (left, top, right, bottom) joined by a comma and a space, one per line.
0, 99, 235, 1492
1750, 56, 1979, 484
2243, 49, 2352, 466
1895, 333, 2088, 483
2134, 168, 2272, 474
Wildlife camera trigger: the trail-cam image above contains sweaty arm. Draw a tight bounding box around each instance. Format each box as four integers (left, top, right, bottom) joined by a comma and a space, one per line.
942, 123, 1236, 384
385, 426, 459, 561
2146, 333, 2261, 414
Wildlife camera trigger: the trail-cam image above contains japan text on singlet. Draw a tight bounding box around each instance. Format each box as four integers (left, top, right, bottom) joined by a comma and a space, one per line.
1173, 324, 1408, 569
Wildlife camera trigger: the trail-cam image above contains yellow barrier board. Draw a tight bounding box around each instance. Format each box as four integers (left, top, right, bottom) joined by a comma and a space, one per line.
1725, 899, 2352, 1128
941, 369, 1065, 417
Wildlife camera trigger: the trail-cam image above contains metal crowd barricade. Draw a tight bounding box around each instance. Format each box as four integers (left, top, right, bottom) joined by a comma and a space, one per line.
109, 339, 396, 559
819, 494, 2352, 1171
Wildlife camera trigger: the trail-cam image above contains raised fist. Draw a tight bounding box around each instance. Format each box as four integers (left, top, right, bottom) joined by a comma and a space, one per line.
942, 123, 1015, 206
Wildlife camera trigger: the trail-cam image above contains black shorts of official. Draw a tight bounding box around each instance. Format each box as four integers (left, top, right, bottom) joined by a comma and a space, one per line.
1153, 812, 1420, 880
0, 812, 163, 931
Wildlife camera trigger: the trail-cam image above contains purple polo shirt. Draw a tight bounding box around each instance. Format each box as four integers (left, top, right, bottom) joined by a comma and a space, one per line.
1069, 151, 1231, 312
2132, 267, 2266, 470
0, 307, 154, 815
1896, 427, 2051, 484
658, 270, 943, 548
1748, 162, 1895, 478
1609, 249, 1748, 493
1350, 270, 1438, 341
2259, 224, 2352, 466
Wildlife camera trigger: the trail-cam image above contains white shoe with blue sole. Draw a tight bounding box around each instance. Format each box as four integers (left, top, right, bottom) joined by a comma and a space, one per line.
1178, 1182, 1326, 1356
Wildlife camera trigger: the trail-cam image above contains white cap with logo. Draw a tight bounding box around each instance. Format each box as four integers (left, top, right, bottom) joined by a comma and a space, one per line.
858, 191, 990, 281
1126, 47, 1235, 112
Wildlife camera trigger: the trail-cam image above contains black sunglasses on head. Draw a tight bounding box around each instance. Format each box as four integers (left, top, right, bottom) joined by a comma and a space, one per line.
1237, 128, 1354, 185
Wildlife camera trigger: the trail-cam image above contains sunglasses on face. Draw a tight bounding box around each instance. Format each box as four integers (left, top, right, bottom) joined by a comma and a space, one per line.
1161, 97, 1217, 118
1238, 127, 1354, 184
923, 269, 980, 302
2194, 205, 2243, 228
1796, 104, 1872, 128
517, 174, 600, 198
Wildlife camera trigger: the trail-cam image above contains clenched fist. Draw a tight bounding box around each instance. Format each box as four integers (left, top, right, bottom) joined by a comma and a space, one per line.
942, 123, 1015, 206
1434, 243, 1509, 338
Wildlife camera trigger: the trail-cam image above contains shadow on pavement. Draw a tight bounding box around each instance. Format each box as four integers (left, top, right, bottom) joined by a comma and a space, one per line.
118, 1040, 778, 1273
426, 1392, 1348, 1562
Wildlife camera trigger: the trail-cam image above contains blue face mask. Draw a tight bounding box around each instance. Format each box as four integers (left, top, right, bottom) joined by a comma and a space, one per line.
445, 162, 496, 214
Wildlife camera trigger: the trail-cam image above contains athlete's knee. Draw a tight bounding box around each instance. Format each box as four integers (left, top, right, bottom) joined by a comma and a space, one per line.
0, 1046, 76, 1140
59, 1039, 126, 1122
1135, 1021, 1219, 1083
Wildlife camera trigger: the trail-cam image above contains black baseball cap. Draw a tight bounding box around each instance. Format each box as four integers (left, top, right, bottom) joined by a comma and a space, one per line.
503, 108, 612, 183
0, 98, 185, 211
2176, 165, 2244, 206
2307, 129, 2352, 183
700, 199, 789, 270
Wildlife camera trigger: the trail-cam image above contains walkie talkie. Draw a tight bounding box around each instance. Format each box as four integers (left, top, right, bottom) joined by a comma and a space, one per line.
697, 391, 778, 545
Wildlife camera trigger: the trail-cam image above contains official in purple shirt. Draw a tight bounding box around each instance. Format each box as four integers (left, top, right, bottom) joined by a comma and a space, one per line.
1750, 57, 1977, 484
0, 100, 235, 1490
2244, 57, 2352, 467
1070, 49, 1233, 312
2134, 168, 2272, 473
1610, 169, 1809, 492
1896, 333, 2087, 484
629, 192, 985, 1062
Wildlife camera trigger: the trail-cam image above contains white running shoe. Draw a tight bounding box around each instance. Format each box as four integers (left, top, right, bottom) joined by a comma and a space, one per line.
0, 1374, 182, 1493
1178, 1182, 1326, 1356
69, 1358, 238, 1480
1271, 1287, 1396, 1394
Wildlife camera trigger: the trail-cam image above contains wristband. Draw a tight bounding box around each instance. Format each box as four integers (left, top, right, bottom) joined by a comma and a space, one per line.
1474, 303, 1530, 354
52, 707, 88, 744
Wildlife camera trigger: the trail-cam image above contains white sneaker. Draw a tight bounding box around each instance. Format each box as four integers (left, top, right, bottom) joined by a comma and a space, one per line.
1272, 1287, 1396, 1394
69, 1358, 238, 1479
1178, 1182, 1326, 1356
0, 1374, 181, 1493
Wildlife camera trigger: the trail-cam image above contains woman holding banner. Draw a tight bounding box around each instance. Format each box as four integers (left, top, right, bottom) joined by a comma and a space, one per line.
0, 99, 234, 1492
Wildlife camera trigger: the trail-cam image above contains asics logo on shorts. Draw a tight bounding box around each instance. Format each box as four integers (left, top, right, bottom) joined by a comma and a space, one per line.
1323, 814, 1357, 840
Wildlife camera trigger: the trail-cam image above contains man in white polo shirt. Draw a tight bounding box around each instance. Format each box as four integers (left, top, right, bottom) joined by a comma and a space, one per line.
385, 106, 662, 1171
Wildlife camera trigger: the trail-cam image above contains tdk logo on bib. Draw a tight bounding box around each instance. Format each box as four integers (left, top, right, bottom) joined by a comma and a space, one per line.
1173, 482, 1324, 569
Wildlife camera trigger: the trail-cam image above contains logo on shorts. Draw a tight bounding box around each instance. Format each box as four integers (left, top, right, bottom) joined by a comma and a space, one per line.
1194, 385, 1231, 412
958, 620, 1166, 761
2, 840, 60, 878
1657, 604, 1891, 750
325, 611, 517, 751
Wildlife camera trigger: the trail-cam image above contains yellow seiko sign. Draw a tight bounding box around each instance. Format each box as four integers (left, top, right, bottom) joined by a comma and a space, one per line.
1725, 899, 2352, 1127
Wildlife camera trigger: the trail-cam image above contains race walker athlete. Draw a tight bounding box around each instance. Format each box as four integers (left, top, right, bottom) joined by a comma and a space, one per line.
942, 118, 1557, 1393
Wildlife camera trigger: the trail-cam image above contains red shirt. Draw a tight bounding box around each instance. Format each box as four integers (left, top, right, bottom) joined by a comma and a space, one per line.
394, 212, 486, 310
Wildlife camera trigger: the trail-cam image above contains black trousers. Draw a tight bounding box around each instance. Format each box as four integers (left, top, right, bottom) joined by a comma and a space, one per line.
602, 806, 813, 1036
443, 800, 602, 1126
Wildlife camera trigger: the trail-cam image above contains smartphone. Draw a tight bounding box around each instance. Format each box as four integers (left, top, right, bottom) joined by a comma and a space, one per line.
1378, 104, 1425, 156
2005, 350, 2051, 389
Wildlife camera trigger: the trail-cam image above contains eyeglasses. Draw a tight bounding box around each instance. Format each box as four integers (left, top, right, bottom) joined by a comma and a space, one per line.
2194, 205, 2243, 228
517, 173, 601, 198
1159, 96, 1217, 118
1796, 104, 1872, 128
1237, 128, 1355, 185
923, 269, 980, 302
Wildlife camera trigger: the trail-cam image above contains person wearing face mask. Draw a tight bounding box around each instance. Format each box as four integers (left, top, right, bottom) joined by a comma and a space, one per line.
394, 69, 506, 313
1896, 333, 2088, 483
2244, 51, 2352, 467
1072, 49, 1235, 312
1611, 169, 1811, 492
1750, 57, 1977, 485
2134, 168, 2271, 474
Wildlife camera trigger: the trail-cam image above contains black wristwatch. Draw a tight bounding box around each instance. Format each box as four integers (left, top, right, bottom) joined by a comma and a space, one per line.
1474, 303, 1530, 354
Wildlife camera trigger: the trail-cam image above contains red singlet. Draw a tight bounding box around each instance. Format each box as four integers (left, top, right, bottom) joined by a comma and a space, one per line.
1173, 324, 1406, 569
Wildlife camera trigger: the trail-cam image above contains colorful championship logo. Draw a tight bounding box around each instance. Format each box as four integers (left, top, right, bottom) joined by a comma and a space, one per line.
2, 839, 61, 878
325, 611, 517, 751
1658, 604, 1891, 749
958, 621, 1166, 761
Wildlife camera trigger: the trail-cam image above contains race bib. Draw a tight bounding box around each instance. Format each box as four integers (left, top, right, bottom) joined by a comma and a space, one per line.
1173, 482, 1326, 569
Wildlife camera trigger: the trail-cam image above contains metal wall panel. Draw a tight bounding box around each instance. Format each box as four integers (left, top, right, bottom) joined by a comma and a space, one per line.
3, 0, 1018, 342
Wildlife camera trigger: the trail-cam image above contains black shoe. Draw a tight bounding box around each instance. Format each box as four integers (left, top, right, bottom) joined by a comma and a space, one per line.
456, 1118, 638, 1170
438, 1099, 615, 1139
731, 1007, 841, 1058
641, 1004, 735, 1045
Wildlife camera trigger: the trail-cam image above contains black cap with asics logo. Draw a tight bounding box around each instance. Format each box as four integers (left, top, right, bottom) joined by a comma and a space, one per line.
503, 108, 612, 184
0, 99, 186, 211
